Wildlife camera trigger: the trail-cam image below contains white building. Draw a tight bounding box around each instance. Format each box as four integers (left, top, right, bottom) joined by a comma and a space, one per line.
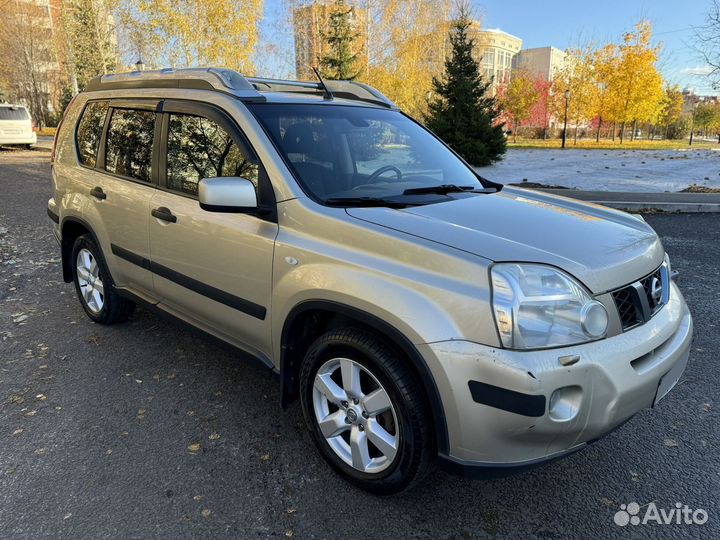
515, 46, 567, 82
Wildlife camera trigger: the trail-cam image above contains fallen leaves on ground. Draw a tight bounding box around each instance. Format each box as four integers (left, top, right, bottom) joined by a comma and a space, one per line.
208, 432, 220, 441
12, 428, 23, 436
34, 448, 46, 456
201, 509, 211, 518
664, 438, 679, 448
188, 443, 201, 454
260, 453, 271, 463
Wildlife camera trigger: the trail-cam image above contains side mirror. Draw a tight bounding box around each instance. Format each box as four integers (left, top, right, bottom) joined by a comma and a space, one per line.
198, 177, 258, 213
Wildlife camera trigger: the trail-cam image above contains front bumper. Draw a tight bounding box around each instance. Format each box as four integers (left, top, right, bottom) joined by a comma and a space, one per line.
420, 281, 692, 470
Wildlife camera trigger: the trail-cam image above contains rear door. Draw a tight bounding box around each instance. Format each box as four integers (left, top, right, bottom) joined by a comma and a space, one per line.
77, 100, 159, 297
148, 100, 278, 357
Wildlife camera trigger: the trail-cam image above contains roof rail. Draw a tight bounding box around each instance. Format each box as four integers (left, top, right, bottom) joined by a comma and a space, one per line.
85, 68, 265, 100
246, 77, 398, 109
85, 68, 398, 109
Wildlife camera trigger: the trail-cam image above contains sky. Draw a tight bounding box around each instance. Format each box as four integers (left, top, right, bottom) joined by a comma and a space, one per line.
258, 0, 718, 95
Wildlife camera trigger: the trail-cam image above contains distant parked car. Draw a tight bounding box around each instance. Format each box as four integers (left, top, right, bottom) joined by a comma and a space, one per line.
0, 104, 37, 147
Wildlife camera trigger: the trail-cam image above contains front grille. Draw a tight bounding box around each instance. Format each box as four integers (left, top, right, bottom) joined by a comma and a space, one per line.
640, 268, 663, 314
611, 266, 666, 332
612, 287, 641, 330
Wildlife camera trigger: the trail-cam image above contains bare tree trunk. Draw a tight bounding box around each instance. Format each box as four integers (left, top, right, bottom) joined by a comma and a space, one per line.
596, 116, 602, 142
612, 122, 616, 141
620, 122, 626, 143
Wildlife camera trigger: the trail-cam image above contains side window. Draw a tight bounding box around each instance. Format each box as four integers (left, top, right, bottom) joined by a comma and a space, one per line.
105, 108, 155, 182
76, 101, 108, 167
166, 113, 258, 197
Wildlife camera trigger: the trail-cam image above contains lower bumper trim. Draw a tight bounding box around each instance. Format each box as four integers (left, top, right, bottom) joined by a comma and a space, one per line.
468, 380, 546, 417
438, 445, 585, 479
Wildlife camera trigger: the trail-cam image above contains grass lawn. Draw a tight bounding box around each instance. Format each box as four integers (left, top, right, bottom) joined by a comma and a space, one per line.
507, 138, 720, 151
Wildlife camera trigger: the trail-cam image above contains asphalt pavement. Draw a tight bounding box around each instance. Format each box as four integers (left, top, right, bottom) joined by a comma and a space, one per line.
1, 151, 718, 540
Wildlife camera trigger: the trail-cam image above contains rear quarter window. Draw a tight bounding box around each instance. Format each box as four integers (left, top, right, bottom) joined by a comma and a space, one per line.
76, 101, 109, 167
0, 107, 30, 121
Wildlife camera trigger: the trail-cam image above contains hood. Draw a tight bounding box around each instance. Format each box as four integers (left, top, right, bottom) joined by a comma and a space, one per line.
346, 187, 664, 293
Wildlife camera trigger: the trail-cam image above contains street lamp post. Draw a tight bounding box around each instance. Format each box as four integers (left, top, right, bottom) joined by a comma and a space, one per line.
561, 89, 570, 149
135, 57, 145, 72
689, 102, 697, 146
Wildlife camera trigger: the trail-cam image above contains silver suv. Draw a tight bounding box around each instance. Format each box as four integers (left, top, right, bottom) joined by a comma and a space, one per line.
48, 68, 693, 494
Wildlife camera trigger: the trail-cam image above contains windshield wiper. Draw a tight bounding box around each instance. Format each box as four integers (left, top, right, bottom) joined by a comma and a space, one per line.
324, 196, 410, 208
402, 184, 495, 195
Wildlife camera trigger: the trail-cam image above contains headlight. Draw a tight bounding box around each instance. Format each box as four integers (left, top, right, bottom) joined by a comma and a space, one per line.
491, 263, 608, 349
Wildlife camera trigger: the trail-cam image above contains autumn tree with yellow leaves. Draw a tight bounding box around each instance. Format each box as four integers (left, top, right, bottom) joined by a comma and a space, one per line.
551, 46, 600, 144
497, 69, 540, 141
600, 21, 664, 142
120, 0, 263, 74
363, 0, 451, 118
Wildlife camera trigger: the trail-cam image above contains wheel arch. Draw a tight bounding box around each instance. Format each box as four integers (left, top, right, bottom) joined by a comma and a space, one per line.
60, 216, 101, 283
279, 300, 449, 454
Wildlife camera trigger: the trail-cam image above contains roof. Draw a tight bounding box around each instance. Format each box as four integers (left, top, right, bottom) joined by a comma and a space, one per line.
85, 68, 397, 109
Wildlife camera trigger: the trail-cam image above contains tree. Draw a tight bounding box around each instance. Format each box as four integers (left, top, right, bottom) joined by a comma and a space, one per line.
695, 0, 720, 90
497, 69, 540, 141
694, 101, 720, 139
120, 0, 263, 74
62, 0, 120, 92
607, 21, 664, 142
425, 5, 506, 165
657, 85, 684, 139
0, 0, 56, 126
363, 0, 451, 118
552, 46, 599, 144
320, 0, 362, 80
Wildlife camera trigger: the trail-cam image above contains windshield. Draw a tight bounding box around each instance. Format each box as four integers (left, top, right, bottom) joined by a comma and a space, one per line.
247, 103, 485, 203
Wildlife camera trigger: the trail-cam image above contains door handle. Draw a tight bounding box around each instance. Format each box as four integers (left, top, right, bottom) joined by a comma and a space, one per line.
90, 186, 106, 200
151, 207, 177, 223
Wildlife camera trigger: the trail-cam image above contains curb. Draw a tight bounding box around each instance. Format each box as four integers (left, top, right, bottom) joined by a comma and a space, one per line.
584, 201, 720, 213
531, 188, 720, 214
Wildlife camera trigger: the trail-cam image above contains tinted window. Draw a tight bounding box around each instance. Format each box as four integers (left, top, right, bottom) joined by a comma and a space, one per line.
0, 107, 30, 120
76, 102, 108, 167
105, 108, 155, 182
166, 113, 258, 196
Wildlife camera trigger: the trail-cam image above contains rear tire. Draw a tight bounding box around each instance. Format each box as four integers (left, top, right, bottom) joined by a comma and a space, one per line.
299, 327, 435, 494
71, 234, 134, 324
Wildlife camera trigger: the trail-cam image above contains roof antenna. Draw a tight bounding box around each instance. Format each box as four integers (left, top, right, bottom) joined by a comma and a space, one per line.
312, 67, 333, 101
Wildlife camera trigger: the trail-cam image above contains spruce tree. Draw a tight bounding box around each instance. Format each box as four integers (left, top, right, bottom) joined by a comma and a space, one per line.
320, 0, 361, 80
425, 9, 507, 166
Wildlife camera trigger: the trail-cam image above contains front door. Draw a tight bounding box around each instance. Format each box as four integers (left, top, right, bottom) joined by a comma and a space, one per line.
148, 101, 278, 358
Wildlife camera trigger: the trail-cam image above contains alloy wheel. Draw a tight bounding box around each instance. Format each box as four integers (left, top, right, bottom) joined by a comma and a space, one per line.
76, 248, 104, 314
312, 357, 399, 474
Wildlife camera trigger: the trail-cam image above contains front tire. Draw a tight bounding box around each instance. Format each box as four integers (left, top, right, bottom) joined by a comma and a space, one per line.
71, 234, 134, 324
299, 328, 435, 494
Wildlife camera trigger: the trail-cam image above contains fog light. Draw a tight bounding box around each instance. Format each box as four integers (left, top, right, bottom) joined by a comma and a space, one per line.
549, 386, 582, 421
581, 301, 608, 338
